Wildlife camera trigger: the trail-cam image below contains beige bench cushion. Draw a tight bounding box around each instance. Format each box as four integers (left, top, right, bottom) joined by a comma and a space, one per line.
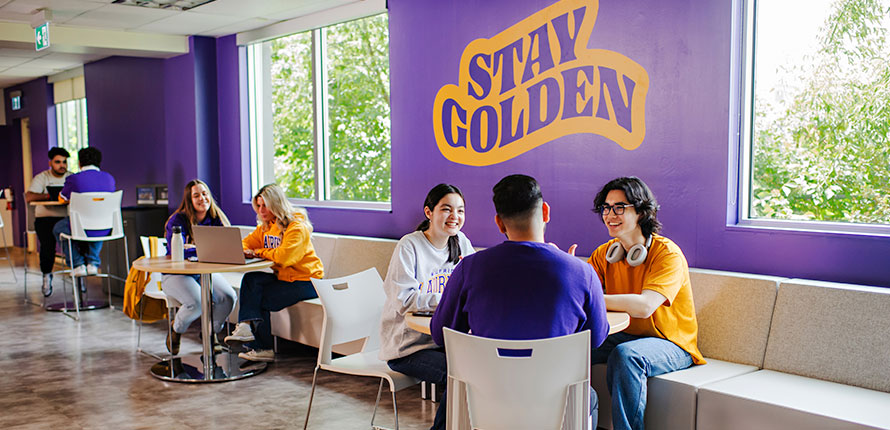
325, 235, 397, 279
593, 359, 758, 430
697, 370, 890, 430
764, 279, 890, 392
689, 268, 782, 367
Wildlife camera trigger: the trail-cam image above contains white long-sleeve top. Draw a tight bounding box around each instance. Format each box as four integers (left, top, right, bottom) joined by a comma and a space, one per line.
378, 230, 474, 361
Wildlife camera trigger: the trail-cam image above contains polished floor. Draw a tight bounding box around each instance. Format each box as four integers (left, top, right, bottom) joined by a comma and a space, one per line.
0, 248, 437, 430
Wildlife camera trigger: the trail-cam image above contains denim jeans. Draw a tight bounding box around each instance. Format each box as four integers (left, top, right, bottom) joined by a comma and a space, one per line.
237, 272, 317, 350
162, 273, 237, 334
52, 218, 102, 268
592, 332, 694, 430
388, 348, 448, 430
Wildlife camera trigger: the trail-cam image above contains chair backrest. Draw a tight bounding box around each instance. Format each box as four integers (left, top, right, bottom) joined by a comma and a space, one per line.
443, 328, 591, 430
68, 191, 124, 239
311, 268, 386, 365
139, 236, 168, 293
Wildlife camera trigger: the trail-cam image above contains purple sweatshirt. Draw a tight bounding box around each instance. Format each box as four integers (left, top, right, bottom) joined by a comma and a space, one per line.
430, 241, 609, 348
164, 212, 226, 259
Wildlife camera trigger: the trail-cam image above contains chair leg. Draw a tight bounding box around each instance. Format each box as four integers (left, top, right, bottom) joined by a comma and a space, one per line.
303, 366, 321, 430
68, 238, 81, 321
370, 378, 385, 428
1, 231, 17, 283
392, 389, 399, 430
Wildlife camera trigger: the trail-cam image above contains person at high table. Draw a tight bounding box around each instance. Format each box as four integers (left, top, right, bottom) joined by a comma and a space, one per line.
52, 147, 116, 280
25, 147, 72, 297
161, 179, 237, 355
587, 176, 704, 430
431, 174, 610, 428
224, 184, 324, 363
378, 183, 475, 430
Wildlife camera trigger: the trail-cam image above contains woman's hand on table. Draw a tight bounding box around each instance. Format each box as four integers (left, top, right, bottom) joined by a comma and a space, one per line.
244, 249, 258, 258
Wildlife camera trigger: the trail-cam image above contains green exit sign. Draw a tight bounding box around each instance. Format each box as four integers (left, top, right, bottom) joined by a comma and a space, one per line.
35, 22, 50, 51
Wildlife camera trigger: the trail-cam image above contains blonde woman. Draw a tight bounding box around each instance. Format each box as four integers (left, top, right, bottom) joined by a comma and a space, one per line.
161, 179, 236, 355
224, 184, 324, 362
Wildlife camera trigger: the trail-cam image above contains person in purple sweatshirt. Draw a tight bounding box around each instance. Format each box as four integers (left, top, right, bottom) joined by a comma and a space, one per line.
430, 174, 610, 427
160, 179, 236, 355
52, 147, 116, 278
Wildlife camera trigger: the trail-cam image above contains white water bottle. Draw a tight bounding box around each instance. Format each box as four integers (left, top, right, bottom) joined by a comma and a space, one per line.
171, 226, 184, 262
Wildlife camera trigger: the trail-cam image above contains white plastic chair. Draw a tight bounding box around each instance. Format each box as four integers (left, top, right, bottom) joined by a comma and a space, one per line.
443, 328, 591, 430
59, 191, 129, 320
303, 268, 420, 430
136, 236, 181, 359
0, 215, 16, 283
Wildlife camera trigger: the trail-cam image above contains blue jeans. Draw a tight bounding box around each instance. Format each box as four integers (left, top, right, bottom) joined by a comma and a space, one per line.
389, 347, 598, 430
52, 218, 102, 268
592, 332, 694, 430
237, 272, 317, 350
388, 348, 448, 430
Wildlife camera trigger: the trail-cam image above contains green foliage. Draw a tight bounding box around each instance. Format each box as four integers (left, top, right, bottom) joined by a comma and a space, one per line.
751, 0, 890, 224
269, 14, 391, 202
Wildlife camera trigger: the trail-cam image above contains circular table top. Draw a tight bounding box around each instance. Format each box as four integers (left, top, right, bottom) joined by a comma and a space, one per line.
132, 256, 274, 275
405, 311, 631, 336
30, 200, 66, 206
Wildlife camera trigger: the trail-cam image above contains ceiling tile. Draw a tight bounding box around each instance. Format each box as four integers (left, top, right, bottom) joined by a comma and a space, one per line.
198, 16, 270, 37
64, 3, 176, 30
259, 0, 351, 21
134, 9, 240, 34
0, 55, 31, 66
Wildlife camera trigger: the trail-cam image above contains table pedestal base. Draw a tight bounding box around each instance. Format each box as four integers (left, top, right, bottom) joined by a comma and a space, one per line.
150, 352, 267, 383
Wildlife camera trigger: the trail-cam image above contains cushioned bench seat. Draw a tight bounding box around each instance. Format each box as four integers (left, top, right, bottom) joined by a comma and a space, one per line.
697, 369, 890, 430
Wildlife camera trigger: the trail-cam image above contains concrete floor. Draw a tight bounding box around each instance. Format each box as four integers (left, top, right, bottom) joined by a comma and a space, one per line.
0, 247, 437, 430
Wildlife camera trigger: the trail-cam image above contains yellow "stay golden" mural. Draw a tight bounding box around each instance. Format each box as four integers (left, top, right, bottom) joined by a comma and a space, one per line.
433, 0, 649, 166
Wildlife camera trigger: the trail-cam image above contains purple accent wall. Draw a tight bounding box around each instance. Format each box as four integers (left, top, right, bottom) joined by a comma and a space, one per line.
164, 38, 200, 200
85, 57, 167, 207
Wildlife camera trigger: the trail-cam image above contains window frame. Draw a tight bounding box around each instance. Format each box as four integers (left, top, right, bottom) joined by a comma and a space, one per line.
54, 97, 89, 172
733, 0, 890, 237
246, 14, 392, 212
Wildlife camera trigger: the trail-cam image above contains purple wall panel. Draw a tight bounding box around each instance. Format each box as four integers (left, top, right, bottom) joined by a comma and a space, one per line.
85, 57, 167, 207
164, 38, 199, 205
193, 36, 220, 195
216, 35, 246, 216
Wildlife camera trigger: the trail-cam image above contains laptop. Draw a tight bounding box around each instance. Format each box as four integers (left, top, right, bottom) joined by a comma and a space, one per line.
192, 225, 263, 265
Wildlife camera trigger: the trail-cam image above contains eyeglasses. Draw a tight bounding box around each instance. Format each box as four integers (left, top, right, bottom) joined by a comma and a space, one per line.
598, 203, 633, 215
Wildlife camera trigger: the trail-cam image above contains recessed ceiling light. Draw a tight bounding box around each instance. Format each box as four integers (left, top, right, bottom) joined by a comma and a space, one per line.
111, 0, 217, 12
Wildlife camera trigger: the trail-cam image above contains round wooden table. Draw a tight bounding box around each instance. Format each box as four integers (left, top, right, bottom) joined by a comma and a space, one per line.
405, 311, 631, 335
133, 256, 274, 383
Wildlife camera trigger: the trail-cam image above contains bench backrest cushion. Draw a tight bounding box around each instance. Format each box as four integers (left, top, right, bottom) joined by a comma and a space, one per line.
764, 279, 890, 393
325, 234, 399, 280
688, 268, 782, 367
311, 233, 337, 271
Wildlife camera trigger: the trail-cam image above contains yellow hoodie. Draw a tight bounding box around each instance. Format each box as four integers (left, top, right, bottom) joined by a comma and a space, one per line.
242, 213, 324, 282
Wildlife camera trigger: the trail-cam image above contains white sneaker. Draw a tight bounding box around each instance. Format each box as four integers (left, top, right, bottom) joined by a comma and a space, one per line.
239, 349, 274, 362
86, 264, 99, 275
224, 322, 255, 343
72, 265, 87, 277
42, 274, 53, 297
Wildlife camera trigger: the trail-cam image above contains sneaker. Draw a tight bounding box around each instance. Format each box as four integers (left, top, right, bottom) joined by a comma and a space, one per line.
167, 331, 181, 355
238, 349, 274, 362
86, 264, 99, 275
42, 274, 53, 297
224, 322, 255, 343
72, 265, 87, 277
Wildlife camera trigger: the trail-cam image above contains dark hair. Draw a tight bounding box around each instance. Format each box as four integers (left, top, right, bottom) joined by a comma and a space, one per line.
593, 176, 662, 237
48, 147, 70, 160
416, 183, 465, 265
78, 147, 102, 168
492, 174, 542, 221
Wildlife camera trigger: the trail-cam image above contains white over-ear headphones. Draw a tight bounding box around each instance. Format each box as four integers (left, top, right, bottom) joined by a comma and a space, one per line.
605, 235, 653, 267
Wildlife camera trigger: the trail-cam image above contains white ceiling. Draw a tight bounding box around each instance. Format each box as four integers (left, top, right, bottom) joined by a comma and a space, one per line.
0, 0, 356, 88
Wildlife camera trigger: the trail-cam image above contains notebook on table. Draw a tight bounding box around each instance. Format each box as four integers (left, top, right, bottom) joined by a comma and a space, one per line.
192, 225, 263, 265
46, 185, 63, 201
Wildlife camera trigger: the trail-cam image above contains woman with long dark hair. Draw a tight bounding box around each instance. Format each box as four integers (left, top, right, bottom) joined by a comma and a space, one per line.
378, 183, 474, 430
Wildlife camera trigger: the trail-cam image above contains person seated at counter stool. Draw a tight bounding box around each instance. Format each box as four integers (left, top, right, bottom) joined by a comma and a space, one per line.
52, 147, 116, 279
161, 179, 237, 355
586, 176, 705, 430
25, 147, 72, 297
431, 174, 610, 428
224, 184, 324, 362
378, 183, 475, 430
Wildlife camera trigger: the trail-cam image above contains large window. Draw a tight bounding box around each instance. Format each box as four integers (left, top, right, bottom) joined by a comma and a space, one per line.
247, 13, 391, 208
55, 98, 89, 172
740, 0, 890, 233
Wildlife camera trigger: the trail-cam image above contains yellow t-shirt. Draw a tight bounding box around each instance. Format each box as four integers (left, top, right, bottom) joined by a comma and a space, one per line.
588, 235, 705, 365
242, 213, 324, 282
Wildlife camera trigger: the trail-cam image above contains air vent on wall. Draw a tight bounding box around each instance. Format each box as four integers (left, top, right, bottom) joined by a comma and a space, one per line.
111, 0, 217, 11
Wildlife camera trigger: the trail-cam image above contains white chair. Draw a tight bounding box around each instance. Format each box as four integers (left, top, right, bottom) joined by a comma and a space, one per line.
59, 191, 129, 320
136, 236, 182, 359
442, 328, 591, 430
303, 268, 420, 430
0, 215, 16, 283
